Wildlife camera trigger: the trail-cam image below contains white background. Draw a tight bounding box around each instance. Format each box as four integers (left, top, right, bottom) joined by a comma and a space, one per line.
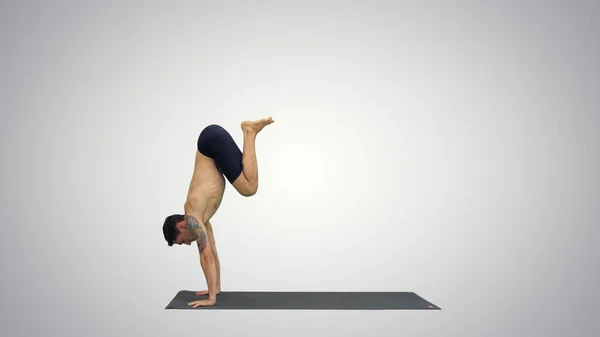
1, 1, 599, 336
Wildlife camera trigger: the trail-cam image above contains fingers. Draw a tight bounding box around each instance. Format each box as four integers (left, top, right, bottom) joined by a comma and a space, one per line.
187, 300, 211, 308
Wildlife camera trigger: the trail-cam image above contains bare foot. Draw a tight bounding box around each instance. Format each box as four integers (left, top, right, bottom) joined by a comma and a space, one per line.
241, 117, 274, 135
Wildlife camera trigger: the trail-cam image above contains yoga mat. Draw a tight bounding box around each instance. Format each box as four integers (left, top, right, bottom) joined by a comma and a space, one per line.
165, 291, 441, 310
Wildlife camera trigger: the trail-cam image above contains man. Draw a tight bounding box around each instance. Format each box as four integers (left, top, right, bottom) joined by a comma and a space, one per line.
162, 117, 275, 307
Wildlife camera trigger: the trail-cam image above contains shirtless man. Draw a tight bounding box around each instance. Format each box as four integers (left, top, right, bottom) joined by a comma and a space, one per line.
162, 117, 274, 307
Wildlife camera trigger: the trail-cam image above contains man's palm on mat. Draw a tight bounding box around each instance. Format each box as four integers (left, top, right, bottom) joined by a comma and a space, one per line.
194, 290, 221, 296
188, 289, 221, 307
188, 299, 216, 307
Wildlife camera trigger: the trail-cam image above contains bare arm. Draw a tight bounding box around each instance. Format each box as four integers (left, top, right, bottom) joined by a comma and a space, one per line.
204, 220, 221, 291
185, 215, 218, 303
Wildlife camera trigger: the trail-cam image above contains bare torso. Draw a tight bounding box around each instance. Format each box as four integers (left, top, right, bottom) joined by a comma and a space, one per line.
184, 150, 226, 224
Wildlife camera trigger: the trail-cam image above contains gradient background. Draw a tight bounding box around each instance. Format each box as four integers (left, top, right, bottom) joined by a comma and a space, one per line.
1, 0, 599, 336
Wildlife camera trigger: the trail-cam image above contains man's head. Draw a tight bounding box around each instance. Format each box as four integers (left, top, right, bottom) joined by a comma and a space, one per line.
163, 214, 196, 246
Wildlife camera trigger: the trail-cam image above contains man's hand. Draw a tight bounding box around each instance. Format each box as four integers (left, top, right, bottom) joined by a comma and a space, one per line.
188, 299, 216, 308
194, 290, 221, 296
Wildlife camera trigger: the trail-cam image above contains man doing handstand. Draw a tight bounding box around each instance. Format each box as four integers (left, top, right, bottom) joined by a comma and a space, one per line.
162, 117, 274, 307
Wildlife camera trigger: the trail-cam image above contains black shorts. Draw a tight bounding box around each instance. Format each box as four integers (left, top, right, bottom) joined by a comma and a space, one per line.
197, 124, 243, 184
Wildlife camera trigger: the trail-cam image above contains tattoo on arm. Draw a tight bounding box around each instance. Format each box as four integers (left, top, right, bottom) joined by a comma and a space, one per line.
198, 230, 207, 252
186, 215, 207, 252
186, 215, 200, 231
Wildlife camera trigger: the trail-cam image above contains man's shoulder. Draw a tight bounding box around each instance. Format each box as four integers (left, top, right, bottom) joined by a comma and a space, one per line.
183, 211, 201, 223
184, 201, 200, 216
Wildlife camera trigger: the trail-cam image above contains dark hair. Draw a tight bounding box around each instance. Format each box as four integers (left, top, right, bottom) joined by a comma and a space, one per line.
163, 214, 185, 246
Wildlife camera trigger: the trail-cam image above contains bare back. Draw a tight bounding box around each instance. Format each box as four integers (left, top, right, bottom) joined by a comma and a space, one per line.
185, 150, 226, 224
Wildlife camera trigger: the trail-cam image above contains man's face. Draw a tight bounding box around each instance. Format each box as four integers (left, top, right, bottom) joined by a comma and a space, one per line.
174, 221, 195, 245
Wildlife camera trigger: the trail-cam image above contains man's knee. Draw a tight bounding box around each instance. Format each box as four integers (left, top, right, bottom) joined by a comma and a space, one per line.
240, 183, 257, 197
233, 175, 258, 197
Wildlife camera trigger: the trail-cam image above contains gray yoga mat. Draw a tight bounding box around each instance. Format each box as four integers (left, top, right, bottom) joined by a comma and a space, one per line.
165, 291, 441, 310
